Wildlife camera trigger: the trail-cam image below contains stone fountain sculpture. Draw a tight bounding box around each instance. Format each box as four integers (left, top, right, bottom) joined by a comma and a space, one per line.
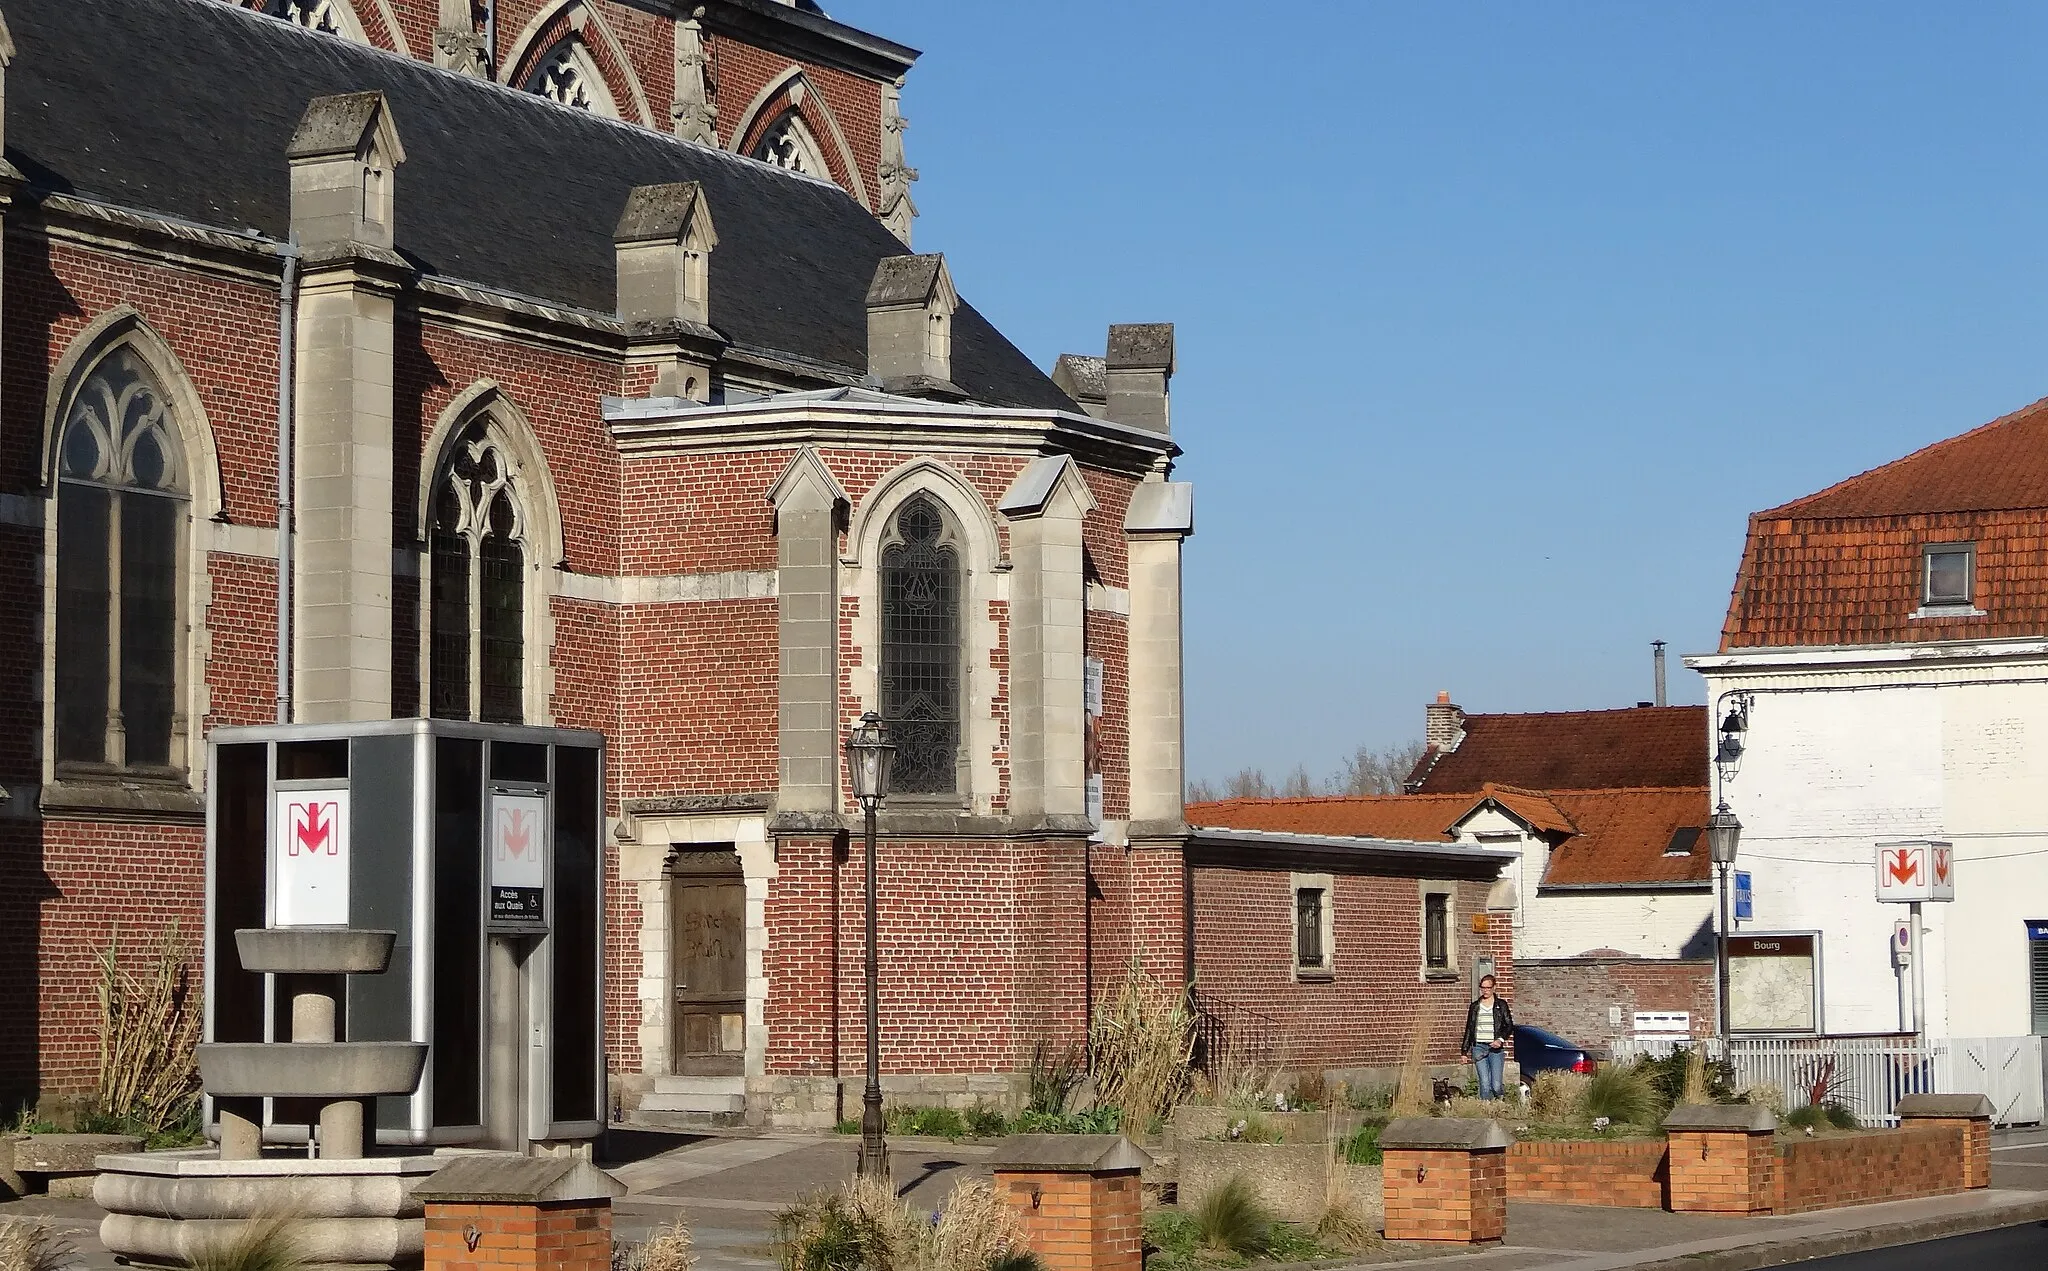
96, 927, 437, 1268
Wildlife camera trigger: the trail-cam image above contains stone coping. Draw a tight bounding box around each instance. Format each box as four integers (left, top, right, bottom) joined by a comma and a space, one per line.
411, 1154, 624, 1204
1379, 1117, 1514, 1151
986, 1134, 1153, 1173
95, 1148, 446, 1177
1662, 1103, 1778, 1133
14, 1134, 142, 1172
1896, 1094, 1995, 1120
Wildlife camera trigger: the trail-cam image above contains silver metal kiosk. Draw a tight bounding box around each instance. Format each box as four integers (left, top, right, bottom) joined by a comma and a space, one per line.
203, 719, 605, 1152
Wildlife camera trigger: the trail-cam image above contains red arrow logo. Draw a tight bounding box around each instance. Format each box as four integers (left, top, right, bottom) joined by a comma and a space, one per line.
1933, 847, 1952, 885
1885, 848, 1920, 887
293, 802, 334, 857
502, 810, 532, 858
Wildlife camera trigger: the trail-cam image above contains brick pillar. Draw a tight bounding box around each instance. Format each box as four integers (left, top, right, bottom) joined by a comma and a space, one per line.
991, 1134, 1151, 1271
1379, 1118, 1511, 1244
1899, 1093, 1995, 1190
413, 1153, 623, 1271
1663, 1104, 1778, 1214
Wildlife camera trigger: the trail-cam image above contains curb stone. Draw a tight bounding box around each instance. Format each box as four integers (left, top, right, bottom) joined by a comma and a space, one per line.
1580, 1194, 2048, 1271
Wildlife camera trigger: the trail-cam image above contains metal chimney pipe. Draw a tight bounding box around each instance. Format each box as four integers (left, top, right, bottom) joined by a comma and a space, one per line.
1653, 640, 1667, 708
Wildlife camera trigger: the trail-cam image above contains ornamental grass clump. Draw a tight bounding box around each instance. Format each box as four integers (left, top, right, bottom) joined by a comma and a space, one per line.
1529, 1072, 1588, 1124
1089, 962, 1194, 1130
614, 1221, 697, 1271
186, 1216, 309, 1271
1581, 1061, 1658, 1128
1188, 1176, 1273, 1259
94, 923, 203, 1139
776, 1177, 1038, 1271
1389, 1012, 1434, 1118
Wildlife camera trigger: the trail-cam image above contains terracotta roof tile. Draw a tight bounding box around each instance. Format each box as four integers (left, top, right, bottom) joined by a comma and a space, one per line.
1723, 396, 2048, 649
1540, 788, 1712, 887
1476, 784, 1576, 836
1415, 708, 1707, 793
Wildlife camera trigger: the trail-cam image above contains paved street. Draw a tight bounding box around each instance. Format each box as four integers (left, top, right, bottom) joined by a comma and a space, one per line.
1792, 1220, 2048, 1269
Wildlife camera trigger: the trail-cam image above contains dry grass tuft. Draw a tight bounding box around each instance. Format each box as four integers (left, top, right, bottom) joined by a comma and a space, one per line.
1090, 962, 1195, 1130
186, 1215, 308, 1271
1680, 1046, 1711, 1107
777, 1176, 1034, 1271
1390, 1011, 1435, 1118
615, 1221, 697, 1271
1529, 1072, 1589, 1124
94, 922, 203, 1135
0, 1218, 78, 1271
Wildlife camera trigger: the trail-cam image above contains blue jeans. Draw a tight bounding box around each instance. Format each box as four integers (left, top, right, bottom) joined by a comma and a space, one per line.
1471, 1045, 1506, 1100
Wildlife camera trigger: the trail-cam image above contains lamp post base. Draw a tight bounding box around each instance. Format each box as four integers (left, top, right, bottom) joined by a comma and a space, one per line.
857, 1086, 889, 1182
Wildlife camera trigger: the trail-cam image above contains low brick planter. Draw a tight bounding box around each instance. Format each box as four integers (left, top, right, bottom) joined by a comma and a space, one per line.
1775, 1123, 1966, 1214
1379, 1118, 1510, 1245
1507, 1138, 1667, 1209
413, 1153, 623, 1271
1664, 1104, 1779, 1215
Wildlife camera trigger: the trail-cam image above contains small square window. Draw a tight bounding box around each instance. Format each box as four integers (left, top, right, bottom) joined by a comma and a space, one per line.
1296, 888, 1326, 969
1924, 545, 1974, 607
1424, 893, 1451, 970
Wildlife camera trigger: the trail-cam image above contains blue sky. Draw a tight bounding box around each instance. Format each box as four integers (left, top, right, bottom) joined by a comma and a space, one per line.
840, 2, 2048, 786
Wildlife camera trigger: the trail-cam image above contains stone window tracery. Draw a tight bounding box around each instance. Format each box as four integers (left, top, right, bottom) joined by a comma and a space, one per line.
879, 495, 962, 795
750, 111, 827, 177
258, 0, 346, 34
526, 39, 600, 112
54, 347, 188, 772
430, 422, 526, 725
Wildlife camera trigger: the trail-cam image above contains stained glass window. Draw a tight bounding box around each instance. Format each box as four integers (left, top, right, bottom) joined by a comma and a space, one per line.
55, 347, 187, 769
879, 496, 960, 794
430, 423, 525, 724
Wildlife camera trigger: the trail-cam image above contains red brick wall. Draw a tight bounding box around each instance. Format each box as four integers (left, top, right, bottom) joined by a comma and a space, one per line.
712, 38, 885, 206
1775, 1125, 1965, 1214
998, 1169, 1143, 1271
425, 1199, 613, 1271
1507, 1140, 1667, 1208
1381, 1147, 1507, 1243
1514, 957, 1716, 1049
1087, 842, 1187, 1010
1667, 1129, 1776, 1214
1188, 868, 1508, 1068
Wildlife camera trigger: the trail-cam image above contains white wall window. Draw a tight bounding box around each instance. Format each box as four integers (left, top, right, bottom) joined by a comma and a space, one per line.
53, 347, 189, 775
1923, 543, 1975, 607
1291, 872, 1335, 978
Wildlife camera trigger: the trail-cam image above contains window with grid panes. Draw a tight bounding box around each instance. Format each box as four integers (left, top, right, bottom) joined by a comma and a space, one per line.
1424, 893, 1451, 970
1296, 888, 1327, 969
879, 495, 960, 794
54, 347, 187, 772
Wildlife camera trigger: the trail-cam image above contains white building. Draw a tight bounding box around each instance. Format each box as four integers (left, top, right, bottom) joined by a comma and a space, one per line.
1690, 395, 2048, 1040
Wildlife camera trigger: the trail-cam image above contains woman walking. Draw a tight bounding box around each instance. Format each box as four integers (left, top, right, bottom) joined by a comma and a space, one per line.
1459, 974, 1513, 1101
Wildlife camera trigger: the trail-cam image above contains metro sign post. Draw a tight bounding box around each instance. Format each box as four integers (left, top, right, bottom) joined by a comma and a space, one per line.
490, 792, 548, 925
1876, 839, 1954, 1037
274, 788, 351, 926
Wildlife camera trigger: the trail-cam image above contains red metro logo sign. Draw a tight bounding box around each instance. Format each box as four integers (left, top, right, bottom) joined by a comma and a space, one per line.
1875, 840, 1955, 904
274, 788, 351, 925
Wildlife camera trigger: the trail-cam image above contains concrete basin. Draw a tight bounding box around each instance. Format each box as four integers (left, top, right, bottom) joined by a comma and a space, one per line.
235, 928, 397, 975
197, 1042, 427, 1098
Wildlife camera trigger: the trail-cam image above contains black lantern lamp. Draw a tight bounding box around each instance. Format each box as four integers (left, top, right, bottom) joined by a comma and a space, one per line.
1708, 800, 1742, 1043
844, 712, 895, 1180
1715, 696, 1751, 767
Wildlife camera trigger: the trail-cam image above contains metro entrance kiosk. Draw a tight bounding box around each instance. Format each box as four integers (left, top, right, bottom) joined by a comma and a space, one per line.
204, 720, 606, 1151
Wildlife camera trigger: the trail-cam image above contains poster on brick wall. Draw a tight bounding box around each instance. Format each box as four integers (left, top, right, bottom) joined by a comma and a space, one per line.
274, 787, 350, 926
490, 792, 548, 924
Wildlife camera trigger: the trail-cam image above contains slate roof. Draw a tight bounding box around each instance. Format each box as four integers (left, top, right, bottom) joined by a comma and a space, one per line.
1412, 707, 1708, 793
4, 0, 1074, 412
1720, 396, 2048, 648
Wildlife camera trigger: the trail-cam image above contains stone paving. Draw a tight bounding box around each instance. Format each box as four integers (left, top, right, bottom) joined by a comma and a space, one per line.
3, 1124, 2047, 1270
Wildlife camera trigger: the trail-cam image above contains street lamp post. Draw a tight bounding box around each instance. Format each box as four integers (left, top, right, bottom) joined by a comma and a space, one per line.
845, 712, 896, 1181
1706, 802, 1743, 1045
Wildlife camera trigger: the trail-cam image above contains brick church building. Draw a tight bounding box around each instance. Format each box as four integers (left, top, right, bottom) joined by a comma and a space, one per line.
0, 0, 1513, 1130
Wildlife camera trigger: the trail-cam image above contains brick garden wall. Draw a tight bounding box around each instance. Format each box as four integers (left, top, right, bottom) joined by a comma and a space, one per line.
1514, 956, 1716, 1049
1507, 1139, 1667, 1208
1775, 1124, 1965, 1214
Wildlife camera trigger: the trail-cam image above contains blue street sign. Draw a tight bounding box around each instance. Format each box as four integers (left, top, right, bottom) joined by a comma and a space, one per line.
1734, 871, 1753, 922
2026, 919, 2048, 942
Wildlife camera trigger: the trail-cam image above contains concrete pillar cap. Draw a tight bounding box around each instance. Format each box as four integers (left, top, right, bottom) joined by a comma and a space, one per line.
1662, 1102, 1778, 1133
1896, 1093, 1995, 1120
1379, 1117, 1514, 1151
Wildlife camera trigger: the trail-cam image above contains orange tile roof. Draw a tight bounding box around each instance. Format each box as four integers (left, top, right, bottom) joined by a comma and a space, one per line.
1723, 396, 2048, 649
1540, 787, 1711, 887
1185, 793, 1467, 842
1187, 785, 1712, 888
1414, 707, 1707, 793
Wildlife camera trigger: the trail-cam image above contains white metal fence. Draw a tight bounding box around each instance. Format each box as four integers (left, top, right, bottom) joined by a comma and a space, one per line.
1609, 1034, 2044, 1126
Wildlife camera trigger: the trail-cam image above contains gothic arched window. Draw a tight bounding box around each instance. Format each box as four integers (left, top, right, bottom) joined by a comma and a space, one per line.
430, 423, 526, 724
750, 111, 828, 176
55, 348, 188, 771
879, 495, 961, 794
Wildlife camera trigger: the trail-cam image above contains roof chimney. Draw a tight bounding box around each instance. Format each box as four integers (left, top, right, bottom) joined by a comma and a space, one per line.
287, 92, 405, 254
1425, 690, 1465, 753
866, 253, 958, 394
1652, 639, 1667, 708
1105, 323, 1174, 433
1051, 354, 1108, 418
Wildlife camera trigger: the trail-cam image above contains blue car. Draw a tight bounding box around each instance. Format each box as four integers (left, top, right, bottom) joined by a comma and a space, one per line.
1512, 1024, 1595, 1076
